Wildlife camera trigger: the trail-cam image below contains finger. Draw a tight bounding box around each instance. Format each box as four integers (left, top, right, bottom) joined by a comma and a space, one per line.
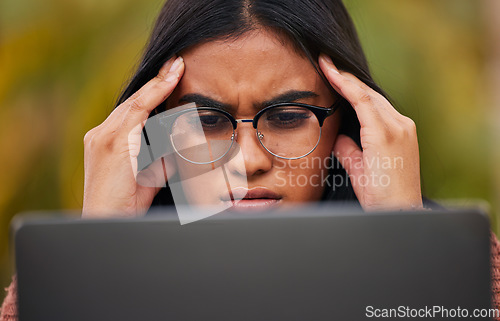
339, 72, 417, 131
339, 72, 401, 118
335, 71, 379, 98
135, 157, 169, 214
135, 154, 175, 213
332, 134, 364, 192
319, 54, 384, 128
101, 56, 179, 127
119, 56, 185, 130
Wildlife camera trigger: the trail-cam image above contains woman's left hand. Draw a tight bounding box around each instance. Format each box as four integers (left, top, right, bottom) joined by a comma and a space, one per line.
319, 54, 423, 211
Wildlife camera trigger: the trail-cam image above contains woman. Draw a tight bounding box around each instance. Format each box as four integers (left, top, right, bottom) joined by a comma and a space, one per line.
82, 0, 423, 217
2, 0, 500, 318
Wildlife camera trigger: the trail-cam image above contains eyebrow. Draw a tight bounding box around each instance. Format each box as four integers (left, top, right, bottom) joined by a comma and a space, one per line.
177, 90, 319, 112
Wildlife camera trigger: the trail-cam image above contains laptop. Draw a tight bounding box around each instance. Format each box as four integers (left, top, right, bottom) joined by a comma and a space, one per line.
13, 205, 492, 320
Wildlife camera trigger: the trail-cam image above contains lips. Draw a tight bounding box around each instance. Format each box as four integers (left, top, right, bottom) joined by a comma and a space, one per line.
221, 187, 282, 210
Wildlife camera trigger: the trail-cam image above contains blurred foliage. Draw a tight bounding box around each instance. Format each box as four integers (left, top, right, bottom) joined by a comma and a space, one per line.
0, 0, 496, 290
347, 1, 491, 204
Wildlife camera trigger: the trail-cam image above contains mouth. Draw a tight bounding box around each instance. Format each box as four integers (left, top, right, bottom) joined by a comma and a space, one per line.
221, 187, 282, 211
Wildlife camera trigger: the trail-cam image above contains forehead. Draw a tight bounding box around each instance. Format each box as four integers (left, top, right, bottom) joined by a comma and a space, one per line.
173, 29, 326, 107
181, 30, 310, 78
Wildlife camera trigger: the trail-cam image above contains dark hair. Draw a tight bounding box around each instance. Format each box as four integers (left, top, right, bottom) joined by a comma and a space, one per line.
117, 0, 389, 207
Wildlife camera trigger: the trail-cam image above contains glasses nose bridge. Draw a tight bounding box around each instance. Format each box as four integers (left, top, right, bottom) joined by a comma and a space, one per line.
235, 118, 255, 127
233, 118, 260, 141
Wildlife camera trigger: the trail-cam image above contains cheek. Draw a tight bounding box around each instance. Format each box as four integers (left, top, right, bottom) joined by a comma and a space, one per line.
174, 159, 220, 205
276, 164, 329, 202
174, 156, 248, 206
274, 156, 332, 202
273, 115, 340, 201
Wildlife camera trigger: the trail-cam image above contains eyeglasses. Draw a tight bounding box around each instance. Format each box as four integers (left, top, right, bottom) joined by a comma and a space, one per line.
159, 100, 342, 164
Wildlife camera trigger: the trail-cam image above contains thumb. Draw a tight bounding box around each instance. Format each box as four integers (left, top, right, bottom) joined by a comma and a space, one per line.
136, 154, 177, 213
332, 134, 364, 190
136, 153, 176, 188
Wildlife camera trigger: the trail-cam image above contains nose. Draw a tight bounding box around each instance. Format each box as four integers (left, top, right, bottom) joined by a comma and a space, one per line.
226, 123, 273, 177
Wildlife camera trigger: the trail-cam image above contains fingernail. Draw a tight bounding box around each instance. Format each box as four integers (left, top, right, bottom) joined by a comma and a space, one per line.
169, 56, 183, 73
321, 53, 333, 65
160, 56, 177, 73
164, 72, 179, 83
320, 54, 340, 74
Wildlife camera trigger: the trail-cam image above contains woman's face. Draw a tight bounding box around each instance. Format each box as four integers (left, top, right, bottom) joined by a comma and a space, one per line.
166, 29, 340, 211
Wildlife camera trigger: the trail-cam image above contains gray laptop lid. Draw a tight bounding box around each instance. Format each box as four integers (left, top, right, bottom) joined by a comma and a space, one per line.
14, 206, 492, 320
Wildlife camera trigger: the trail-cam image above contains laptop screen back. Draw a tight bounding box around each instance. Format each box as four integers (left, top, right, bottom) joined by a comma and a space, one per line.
14, 206, 492, 321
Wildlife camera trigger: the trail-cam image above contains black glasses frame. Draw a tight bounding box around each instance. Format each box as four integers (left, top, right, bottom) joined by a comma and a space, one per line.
159, 98, 344, 163
161, 99, 342, 129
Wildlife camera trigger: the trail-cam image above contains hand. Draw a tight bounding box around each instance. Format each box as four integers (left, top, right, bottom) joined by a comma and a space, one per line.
82, 56, 185, 218
319, 54, 422, 211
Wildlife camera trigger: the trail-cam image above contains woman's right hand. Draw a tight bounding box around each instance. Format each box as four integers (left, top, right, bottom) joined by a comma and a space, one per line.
82, 56, 185, 218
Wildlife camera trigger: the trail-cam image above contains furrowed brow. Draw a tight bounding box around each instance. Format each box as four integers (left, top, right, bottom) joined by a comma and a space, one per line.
178, 90, 319, 112
178, 94, 233, 112
258, 90, 319, 108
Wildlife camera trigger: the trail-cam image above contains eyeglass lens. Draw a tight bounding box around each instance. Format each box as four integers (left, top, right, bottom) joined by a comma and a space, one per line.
170, 106, 321, 163
256, 106, 321, 159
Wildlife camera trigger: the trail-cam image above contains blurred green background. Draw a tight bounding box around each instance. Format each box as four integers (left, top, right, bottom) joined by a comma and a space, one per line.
0, 0, 498, 291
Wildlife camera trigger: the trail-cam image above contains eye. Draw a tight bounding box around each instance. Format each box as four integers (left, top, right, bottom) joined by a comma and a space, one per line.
199, 114, 224, 128
183, 111, 224, 128
264, 108, 312, 129
191, 110, 233, 134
